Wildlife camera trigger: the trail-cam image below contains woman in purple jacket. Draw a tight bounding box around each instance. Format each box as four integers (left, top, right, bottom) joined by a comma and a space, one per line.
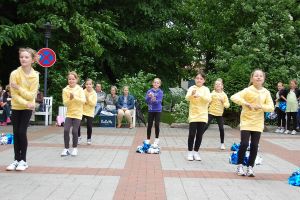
145, 78, 164, 147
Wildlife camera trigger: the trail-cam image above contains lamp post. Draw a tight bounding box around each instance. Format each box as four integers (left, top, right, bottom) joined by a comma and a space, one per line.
43, 22, 52, 97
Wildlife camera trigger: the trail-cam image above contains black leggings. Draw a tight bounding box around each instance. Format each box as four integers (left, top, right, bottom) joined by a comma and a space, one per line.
204, 114, 225, 143
11, 110, 32, 162
275, 107, 286, 128
64, 118, 81, 148
147, 112, 161, 139
286, 112, 297, 131
78, 115, 93, 139
237, 130, 261, 167
188, 122, 206, 151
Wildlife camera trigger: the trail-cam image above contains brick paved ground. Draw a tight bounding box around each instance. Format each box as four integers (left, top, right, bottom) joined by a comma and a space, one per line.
0, 124, 300, 200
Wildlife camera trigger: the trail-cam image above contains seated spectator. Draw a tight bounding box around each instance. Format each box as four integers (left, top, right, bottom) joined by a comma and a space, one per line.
117, 86, 135, 128
35, 90, 44, 112
94, 83, 106, 116
0, 85, 11, 126
105, 86, 118, 114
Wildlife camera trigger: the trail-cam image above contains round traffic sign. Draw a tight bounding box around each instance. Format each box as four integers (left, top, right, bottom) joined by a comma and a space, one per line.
37, 48, 56, 68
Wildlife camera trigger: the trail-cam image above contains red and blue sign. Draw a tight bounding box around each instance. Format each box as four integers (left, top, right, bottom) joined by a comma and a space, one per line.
37, 48, 56, 68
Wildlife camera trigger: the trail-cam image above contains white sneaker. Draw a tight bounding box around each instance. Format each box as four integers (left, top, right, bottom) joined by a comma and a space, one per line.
61, 148, 70, 157
16, 160, 28, 171
71, 148, 78, 156
291, 130, 297, 135
193, 151, 202, 161
144, 139, 150, 144
87, 139, 92, 145
236, 164, 245, 176
284, 130, 290, 134
152, 138, 160, 148
246, 166, 255, 177
6, 160, 19, 171
275, 128, 281, 133
220, 143, 226, 150
187, 151, 194, 161
279, 129, 285, 134
78, 136, 82, 145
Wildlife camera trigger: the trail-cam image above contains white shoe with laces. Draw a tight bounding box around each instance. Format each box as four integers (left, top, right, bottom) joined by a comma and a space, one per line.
6, 160, 19, 171
274, 128, 281, 133
87, 139, 92, 145
187, 151, 194, 161
193, 151, 202, 161
16, 160, 28, 171
152, 138, 160, 148
61, 148, 70, 157
246, 166, 255, 177
284, 130, 290, 134
236, 164, 245, 176
220, 143, 226, 150
71, 148, 78, 156
291, 130, 297, 135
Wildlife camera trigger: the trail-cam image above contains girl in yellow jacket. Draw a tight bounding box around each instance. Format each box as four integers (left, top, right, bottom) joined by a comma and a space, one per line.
231, 69, 274, 177
78, 79, 97, 145
6, 48, 39, 171
204, 78, 230, 150
61, 71, 86, 157
185, 72, 211, 161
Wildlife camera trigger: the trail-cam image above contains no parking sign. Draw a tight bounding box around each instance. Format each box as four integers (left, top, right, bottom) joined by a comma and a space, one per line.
37, 48, 56, 67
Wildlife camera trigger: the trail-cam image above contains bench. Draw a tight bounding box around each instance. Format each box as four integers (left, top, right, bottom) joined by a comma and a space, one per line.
35, 97, 53, 126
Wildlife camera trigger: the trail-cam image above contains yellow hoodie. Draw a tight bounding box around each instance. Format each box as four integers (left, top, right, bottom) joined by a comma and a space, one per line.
83, 88, 97, 117
185, 85, 211, 123
9, 66, 39, 110
209, 90, 230, 116
62, 84, 86, 120
230, 85, 274, 132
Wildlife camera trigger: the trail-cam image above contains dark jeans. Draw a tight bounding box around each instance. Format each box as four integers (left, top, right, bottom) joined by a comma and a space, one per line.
11, 109, 32, 162
237, 130, 261, 167
64, 117, 81, 148
147, 112, 161, 139
275, 107, 286, 128
78, 115, 93, 139
0, 104, 11, 122
188, 122, 206, 151
204, 114, 225, 143
286, 112, 297, 131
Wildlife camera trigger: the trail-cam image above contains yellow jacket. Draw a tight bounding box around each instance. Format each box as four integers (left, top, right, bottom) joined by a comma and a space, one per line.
231, 85, 274, 132
62, 84, 86, 120
185, 85, 211, 123
9, 66, 39, 110
209, 90, 230, 116
83, 88, 97, 117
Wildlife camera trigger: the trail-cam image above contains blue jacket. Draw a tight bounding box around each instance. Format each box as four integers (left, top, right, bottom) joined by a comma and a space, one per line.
117, 95, 135, 110
145, 88, 163, 112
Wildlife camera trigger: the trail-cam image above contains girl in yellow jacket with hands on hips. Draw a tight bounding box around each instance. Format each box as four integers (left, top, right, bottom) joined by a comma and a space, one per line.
6, 48, 39, 172
231, 69, 274, 177
185, 72, 211, 161
204, 78, 230, 150
78, 79, 97, 145
61, 71, 86, 157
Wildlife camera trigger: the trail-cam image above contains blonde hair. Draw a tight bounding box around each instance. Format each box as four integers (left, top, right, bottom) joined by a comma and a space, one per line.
290, 79, 298, 86
19, 48, 36, 59
68, 71, 79, 80
214, 78, 224, 91
248, 69, 265, 86
153, 78, 162, 85
123, 85, 129, 91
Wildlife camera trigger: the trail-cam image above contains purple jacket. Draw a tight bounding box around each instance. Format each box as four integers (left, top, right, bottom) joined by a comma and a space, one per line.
145, 88, 163, 112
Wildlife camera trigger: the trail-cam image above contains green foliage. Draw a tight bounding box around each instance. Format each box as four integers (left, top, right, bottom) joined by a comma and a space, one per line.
171, 97, 189, 123
116, 71, 156, 111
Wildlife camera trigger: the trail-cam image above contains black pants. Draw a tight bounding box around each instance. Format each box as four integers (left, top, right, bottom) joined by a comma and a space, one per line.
147, 112, 161, 139
64, 117, 81, 148
275, 107, 286, 128
204, 114, 225, 143
78, 115, 93, 139
11, 110, 32, 162
237, 130, 261, 167
286, 112, 297, 131
188, 122, 206, 151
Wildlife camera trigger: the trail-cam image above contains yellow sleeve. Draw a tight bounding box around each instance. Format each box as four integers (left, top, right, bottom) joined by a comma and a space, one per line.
87, 92, 97, 107
185, 87, 194, 101
18, 76, 39, 100
261, 91, 274, 112
74, 89, 86, 104
199, 87, 211, 103
62, 89, 71, 106
230, 89, 247, 106
223, 93, 230, 108
9, 71, 28, 106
